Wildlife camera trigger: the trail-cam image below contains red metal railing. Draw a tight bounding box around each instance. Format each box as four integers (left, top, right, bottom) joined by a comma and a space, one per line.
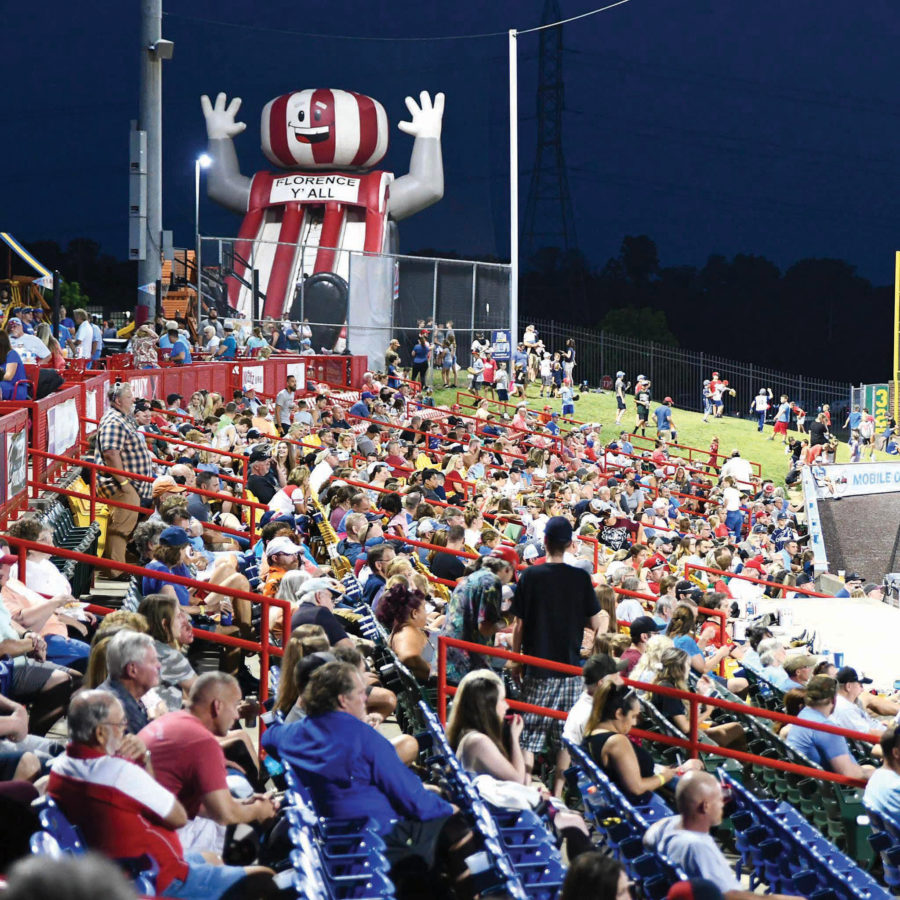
684, 563, 832, 599
625, 432, 763, 477
453, 389, 586, 428
435, 637, 874, 788
27, 447, 269, 539
7, 536, 289, 707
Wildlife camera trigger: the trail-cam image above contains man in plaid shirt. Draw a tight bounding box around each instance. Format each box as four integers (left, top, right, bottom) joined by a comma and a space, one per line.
95, 382, 156, 576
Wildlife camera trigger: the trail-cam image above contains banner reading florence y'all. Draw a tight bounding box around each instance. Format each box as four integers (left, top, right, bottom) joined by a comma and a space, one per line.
812, 462, 900, 499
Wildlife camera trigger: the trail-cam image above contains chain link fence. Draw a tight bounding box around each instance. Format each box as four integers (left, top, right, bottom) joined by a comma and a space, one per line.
196, 236, 511, 368
525, 317, 852, 428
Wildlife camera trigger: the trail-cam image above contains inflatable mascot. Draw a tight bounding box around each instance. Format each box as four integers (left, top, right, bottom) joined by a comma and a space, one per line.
200, 89, 445, 349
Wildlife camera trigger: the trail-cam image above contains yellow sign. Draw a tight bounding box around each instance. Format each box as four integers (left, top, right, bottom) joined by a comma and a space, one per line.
874, 384, 891, 433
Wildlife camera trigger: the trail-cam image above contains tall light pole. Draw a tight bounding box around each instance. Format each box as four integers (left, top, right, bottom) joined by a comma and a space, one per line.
508, 29, 520, 375
136, 0, 173, 324
195, 153, 212, 326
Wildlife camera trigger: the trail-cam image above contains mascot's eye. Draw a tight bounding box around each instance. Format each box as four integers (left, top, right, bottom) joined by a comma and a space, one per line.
314, 109, 322, 122
297, 110, 305, 122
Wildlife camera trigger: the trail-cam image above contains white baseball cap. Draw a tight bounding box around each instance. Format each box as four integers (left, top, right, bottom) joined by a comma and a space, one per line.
266, 536, 304, 557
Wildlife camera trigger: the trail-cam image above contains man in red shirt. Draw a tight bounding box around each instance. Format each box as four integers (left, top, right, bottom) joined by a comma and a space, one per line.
140, 673, 277, 857
49, 690, 273, 899
620, 616, 662, 675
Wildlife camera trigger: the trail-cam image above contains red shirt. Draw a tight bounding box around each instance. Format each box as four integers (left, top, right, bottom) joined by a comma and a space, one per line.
385, 453, 409, 477
49, 742, 188, 891
620, 646, 642, 675
139, 710, 228, 820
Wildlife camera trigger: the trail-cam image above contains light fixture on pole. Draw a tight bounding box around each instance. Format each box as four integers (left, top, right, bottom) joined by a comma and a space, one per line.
194, 153, 212, 326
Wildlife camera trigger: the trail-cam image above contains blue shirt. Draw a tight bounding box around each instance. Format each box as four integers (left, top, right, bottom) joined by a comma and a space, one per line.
848, 411, 862, 430
261, 710, 452, 834
142, 561, 191, 607
1, 349, 28, 400
349, 401, 370, 419
219, 335, 237, 360
762, 665, 796, 692
785, 706, 851, 770
654, 406, 673, 430
673, 634, 703, 660
412, 343, 430, 365
169, 338, 192, 365
865, 767, 900, 822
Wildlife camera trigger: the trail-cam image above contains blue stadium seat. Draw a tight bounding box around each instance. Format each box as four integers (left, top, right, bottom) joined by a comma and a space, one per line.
864, 802, 900, 892
721, 770, 891, 900
564, 738, 687, 896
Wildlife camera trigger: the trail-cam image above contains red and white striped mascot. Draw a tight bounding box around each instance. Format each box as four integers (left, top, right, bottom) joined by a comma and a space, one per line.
200, 88, 445, 350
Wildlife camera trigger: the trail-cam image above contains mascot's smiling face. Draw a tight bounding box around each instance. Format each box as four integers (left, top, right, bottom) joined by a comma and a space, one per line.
261, 89, 388, 171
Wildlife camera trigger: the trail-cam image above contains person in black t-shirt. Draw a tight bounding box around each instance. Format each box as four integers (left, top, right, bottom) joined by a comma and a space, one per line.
511, 516, 602, 796
246, 447, 279, 504
808, 415, 829, 448
290, 578, 355, 649
429, 525, 468, 582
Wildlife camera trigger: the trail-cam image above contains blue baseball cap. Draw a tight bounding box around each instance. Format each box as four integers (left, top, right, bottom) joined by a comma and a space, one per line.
159, 526, 190, 547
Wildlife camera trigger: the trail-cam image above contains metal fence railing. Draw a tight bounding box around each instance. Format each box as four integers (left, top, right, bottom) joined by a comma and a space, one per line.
524, 317, 852, 425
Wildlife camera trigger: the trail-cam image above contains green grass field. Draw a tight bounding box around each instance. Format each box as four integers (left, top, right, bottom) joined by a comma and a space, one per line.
428, 381, 887, 485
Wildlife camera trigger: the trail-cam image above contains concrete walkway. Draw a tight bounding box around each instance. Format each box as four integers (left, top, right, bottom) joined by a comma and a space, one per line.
755, 593, 899, 691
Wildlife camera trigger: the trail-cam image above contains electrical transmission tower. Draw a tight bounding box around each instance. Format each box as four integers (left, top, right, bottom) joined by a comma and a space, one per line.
521, 0, 578, 264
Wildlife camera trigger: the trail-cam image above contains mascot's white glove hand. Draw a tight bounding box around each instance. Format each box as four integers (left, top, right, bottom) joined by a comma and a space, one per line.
200, 92, 247, 141
398, 91, 445, 140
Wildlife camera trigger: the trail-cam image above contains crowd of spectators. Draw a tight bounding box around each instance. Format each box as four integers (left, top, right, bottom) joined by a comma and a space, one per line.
2, 321, 900, 899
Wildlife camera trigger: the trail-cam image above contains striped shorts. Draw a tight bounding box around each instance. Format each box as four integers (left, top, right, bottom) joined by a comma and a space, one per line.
520, 674, 583, 754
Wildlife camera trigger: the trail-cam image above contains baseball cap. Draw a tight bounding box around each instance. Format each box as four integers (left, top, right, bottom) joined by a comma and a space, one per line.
248, 447, 272, 464
266, 536, 305, 557
743, 556, 766, 574
361, 391, 376, 400
166, 393, 182, 404
631, 615, 662, 642
416, 517, 437, 535
667, 880, 724, 900
522, 544, 541, 561
165, 320, 179, 331
543, 516, 573, 546
783, 654, 818, 674
134, 398, 151, 412
6, 317, 21, 327
751, 524, 768, 534
583, 653, 628, 683
645, 554, 668, 570
835, 666, 873, 685
664, 396, 673, 403
844, 572, 864, 582
491, 545, 520, 572
242, 383, 257, 391
223, 321, 235, 331
152, 475, 186, 499
805, 674, 837, 703
298, 577, 344, 599
159, 526, 190, 547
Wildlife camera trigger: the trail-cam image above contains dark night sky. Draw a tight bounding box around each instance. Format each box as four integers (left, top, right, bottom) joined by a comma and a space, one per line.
3, 0, 900, 286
